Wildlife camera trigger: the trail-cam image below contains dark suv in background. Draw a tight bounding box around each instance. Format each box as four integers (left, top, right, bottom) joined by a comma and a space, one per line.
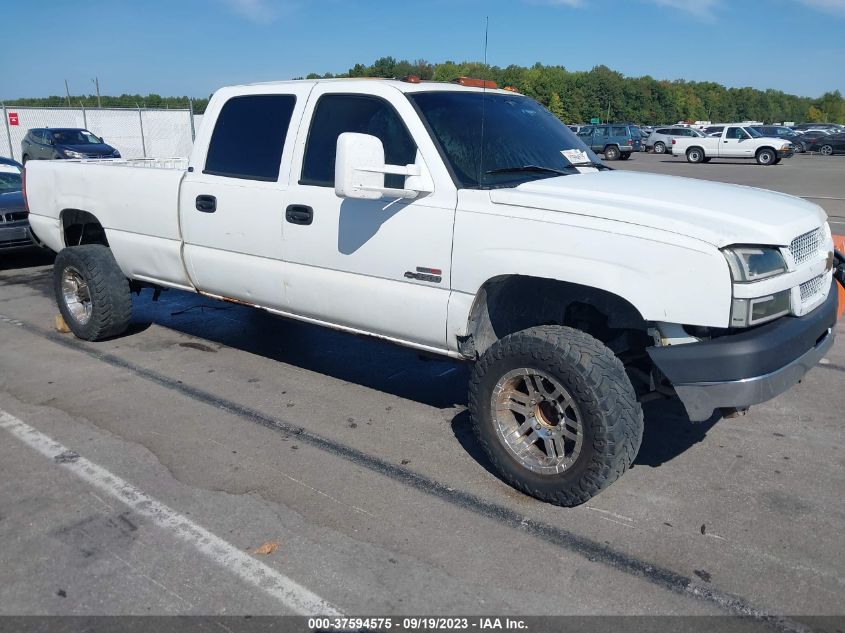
21, 128, 120, 163
748, 126, 806, 152
576, 124, 641, 160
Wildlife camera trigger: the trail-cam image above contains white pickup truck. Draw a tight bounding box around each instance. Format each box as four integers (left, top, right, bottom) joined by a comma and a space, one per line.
672, 124, 796, 165
24, 78, 840, 506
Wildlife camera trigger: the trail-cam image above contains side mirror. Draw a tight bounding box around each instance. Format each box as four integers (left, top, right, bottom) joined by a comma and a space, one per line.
335, 133, 431, 201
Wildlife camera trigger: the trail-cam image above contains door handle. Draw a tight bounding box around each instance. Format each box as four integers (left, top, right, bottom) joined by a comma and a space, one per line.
286, 204, 313, 225
195, 195, 216, 213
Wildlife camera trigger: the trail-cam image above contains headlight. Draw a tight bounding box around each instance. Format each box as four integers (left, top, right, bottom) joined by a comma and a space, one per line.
730, 289, 791, 327
63, 149, 85, 159
723, 246, 787, 282
781, 144, 791, 151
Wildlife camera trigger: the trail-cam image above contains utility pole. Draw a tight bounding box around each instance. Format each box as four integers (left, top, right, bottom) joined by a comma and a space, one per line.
92, 77, 101, 108
64, 79, 71, 107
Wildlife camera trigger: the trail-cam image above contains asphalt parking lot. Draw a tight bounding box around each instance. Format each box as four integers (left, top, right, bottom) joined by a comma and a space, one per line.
1, 155, 844, 626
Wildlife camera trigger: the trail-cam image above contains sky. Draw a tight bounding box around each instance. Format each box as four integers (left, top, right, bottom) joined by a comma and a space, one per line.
2, 0, 844, 101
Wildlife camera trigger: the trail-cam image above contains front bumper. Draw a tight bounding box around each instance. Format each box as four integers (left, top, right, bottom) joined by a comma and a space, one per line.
0, 220, 40, 252
648, 280, 838, 421
778, 147, 794, 158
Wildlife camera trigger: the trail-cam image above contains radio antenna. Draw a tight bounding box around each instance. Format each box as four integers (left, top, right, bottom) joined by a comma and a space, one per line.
477, 16, 489, 186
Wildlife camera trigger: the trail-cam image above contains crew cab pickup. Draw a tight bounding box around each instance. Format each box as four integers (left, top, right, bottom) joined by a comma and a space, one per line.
672, 124, 795, 165
24, 78, 840, 506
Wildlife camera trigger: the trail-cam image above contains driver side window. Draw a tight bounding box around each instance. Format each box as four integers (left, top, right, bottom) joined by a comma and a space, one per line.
300, 94, 417, 189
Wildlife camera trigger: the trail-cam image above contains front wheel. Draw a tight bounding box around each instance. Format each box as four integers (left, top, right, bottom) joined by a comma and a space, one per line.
53, 245, 132, 341
653, 141, 666, 154
468, 326, 644, 506
819, 144, 834, 156
604, 145, 620, 160
756, 148, 776, 165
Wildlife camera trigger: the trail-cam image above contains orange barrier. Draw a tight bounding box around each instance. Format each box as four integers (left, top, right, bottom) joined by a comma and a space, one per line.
834, 234, 844, 321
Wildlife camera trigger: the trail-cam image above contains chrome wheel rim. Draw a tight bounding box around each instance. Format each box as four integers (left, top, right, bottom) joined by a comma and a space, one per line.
690, 150, 701, 161
491, 369, 584, 475
61, 266, 92, 325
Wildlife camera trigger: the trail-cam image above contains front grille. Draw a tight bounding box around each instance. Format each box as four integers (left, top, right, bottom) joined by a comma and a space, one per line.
0, 237, 33, 249
800, 274, 825, 303
790, 228, 823, 266
1, 211, 28, 223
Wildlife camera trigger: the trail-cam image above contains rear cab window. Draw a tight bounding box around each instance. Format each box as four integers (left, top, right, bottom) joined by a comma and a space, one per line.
204, 94, 297, 181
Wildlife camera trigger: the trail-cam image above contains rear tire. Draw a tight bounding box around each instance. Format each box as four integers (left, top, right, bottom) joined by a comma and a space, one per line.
468, 326, 643, 506
653, 142, 666, 154
604, 145, 620, 160
819, 144, 834, 156
53, 245, 132, 341
686, 147, 705, 163
756, 148, 776, 165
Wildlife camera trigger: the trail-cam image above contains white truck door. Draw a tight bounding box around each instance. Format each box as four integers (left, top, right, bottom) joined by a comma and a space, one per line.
281, 84, 457, 350
721, 127, 755, 158
179, 86, 312, 308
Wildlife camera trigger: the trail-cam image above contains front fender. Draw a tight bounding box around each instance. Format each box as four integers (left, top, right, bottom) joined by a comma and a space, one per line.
450, 205, 733, 330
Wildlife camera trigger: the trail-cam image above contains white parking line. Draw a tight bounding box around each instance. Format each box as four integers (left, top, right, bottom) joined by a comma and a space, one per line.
0, 408, 342, 617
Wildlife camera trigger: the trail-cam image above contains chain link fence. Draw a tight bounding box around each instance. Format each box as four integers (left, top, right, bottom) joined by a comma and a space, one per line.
1, 104, 200, 163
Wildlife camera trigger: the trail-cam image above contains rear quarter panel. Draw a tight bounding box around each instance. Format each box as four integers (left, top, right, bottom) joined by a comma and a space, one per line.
25, 160, 192, 288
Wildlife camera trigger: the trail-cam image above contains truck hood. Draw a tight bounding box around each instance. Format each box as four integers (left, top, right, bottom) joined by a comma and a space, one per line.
489, 170, 826, 248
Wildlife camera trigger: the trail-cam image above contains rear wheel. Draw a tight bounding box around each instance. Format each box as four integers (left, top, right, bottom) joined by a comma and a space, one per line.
468, 326, 643, 506
653, 141, 666, 154
686, 147, 705, 163
604, 145, 620, 160
53, 245, 132, 341
819, 144, 834, 156
756, 148, 776, 165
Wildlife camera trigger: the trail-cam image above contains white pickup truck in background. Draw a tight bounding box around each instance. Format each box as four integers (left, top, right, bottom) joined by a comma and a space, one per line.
672, 124, 796, 165
24, 78, 840, 505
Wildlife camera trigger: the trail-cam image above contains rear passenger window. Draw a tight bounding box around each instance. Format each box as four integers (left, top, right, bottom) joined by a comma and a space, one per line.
610, 126, 627, 136
204, 94, 296, 181
301, 94, 416, 188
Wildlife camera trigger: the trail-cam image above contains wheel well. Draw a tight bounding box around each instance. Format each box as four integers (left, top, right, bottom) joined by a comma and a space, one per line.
686, 146, 703, 154
756, 146, 775, 155
461, 275, 651, 361
61, 209, 109, 248
604, 144, 619, 152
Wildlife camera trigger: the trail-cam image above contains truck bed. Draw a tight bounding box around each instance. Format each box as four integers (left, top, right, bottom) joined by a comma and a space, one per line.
25, 157, 193, 289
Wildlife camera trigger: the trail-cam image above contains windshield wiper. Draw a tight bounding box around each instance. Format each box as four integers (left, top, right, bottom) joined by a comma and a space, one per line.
485, 164, 574, 177
566, 161, 612, 170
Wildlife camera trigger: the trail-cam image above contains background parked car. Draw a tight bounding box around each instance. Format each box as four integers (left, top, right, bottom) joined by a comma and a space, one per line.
703, 125, 725, 136
645, 126, 705, 154
797, 129, 834, 152
814, 132, 845, 156
749, 126, 806, 152
793, 123, 844, 133
21, 128, 121, 163
0, 157, 45, 252
576, 124, 641, 159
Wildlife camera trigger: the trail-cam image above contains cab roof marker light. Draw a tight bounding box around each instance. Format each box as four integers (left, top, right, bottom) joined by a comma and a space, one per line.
452, 77, 498, 89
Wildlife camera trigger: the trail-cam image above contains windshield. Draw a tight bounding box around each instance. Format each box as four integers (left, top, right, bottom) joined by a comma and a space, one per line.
51, 129, 101, 145
409, 91, 601, 188
0, 165, 22, 192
